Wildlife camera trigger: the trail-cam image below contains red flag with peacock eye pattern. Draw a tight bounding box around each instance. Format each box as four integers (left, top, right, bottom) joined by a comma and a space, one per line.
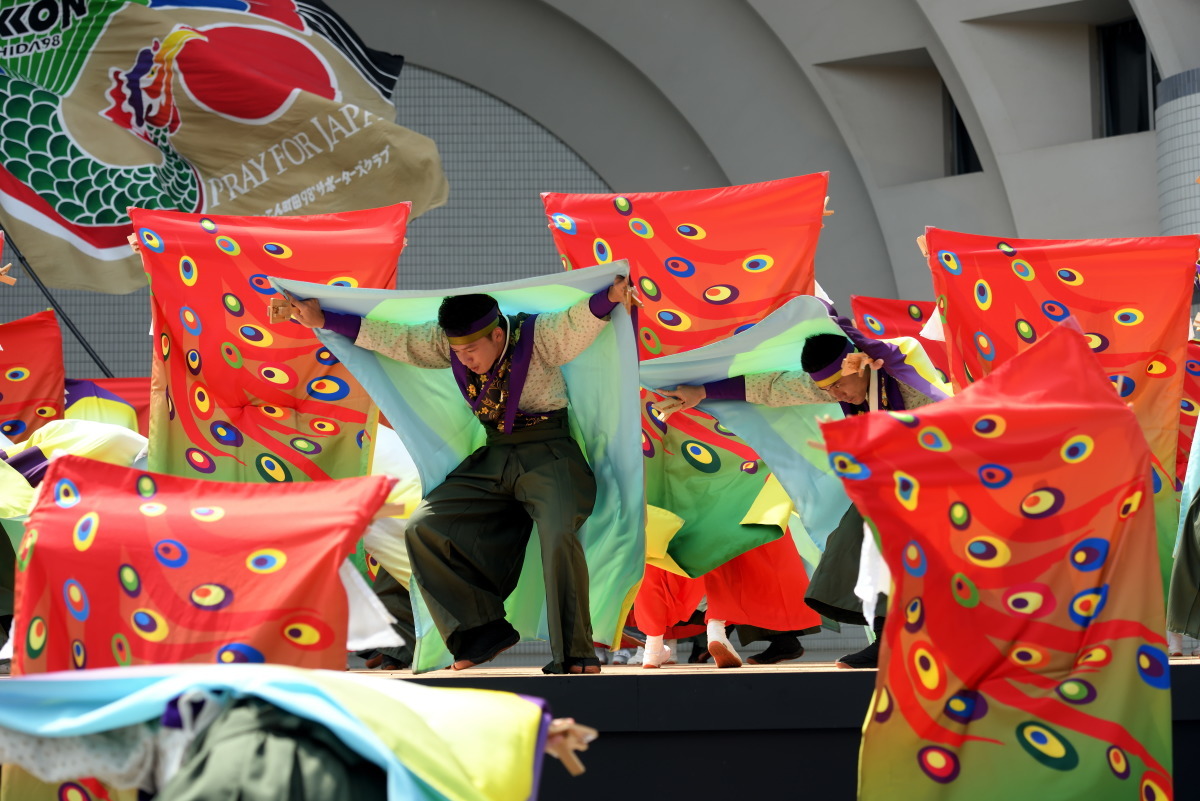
850, 294, 950, 383
1176, 341, 1200, 487
12, 454, 393, 675
131, 204, 406, 483
0, 310, 65, 443
822, 324, 1172, 801
541, 175, 828, 575
924, 227, 1199, 593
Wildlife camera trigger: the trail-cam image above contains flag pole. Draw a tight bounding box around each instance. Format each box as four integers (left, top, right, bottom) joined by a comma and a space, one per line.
0, 223, 114, 378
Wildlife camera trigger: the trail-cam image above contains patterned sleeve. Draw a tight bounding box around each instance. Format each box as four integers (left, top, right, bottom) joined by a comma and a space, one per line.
898, 381, 937, 410
531, 292, 611, 367
743, 371, 829, 407
355, 318, 451, 369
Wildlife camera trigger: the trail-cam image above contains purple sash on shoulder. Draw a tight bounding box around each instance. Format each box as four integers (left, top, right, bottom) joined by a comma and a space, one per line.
449, 314, 540, 434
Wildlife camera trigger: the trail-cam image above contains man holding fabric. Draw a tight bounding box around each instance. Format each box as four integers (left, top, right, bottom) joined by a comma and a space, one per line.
667, 314, 947, 669
287, 276, 634, 674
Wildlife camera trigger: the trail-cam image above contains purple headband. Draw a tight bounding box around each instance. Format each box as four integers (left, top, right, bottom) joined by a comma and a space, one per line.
444, 304, 501, 344
808, 339, 856, 387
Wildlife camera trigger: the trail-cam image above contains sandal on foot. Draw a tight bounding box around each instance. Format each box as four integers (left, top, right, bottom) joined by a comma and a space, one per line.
707, 640, 742, 669
451, 630, 520, 671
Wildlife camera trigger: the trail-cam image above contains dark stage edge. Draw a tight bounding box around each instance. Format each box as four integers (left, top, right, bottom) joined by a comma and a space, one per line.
388, 658, 1200, 801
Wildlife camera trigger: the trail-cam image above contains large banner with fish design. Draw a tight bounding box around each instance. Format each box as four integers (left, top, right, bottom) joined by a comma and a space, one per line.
132, 204, 406, 482
822, 325, 1172, 801
542, 174, 829, 574
13, 454, 394, 674
0, 0, 446, 293
925, 228, 1199, 592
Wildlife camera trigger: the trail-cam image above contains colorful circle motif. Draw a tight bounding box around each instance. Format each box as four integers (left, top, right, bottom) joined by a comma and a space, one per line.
645, 401, 668, 434
638, 277, 661, 301
138, 227, 165, 252
1076, 644, 1112, 668
742, 255, 773, 273
911, 642, 946, 698
948, 501, 971, 530
310, 417, 340, 434
238, 324, 274, 347
894, 471, 919, 511
1110, 374, 1136, 397
681, 440, 720, 473
1015, 318, 1037, 344
15, 528, 36, 570
978, 464, 1012, 489
1002, 583, 1055, 618
892, 412, 919, 430
1055, 679, 1097, 705
119, 564, 141, 597
902, 541, 927, 577
972, 415, 1006, 438
612, 198, 632, 216
1056, 268, 1084, 285
185, 349, 203, 375
997, 242, 1017, 255
131, 608, 170, 642
873, 686, 893, 723
830, 452, 870, 480
25, 616, 46, 658
641, 431, 654, 458
158, 335, 171, 365
1020, 487, 1065, 518
1069, 538, 1108, 572
190, 506, 225, 522
290, 436, 323, 455
1015, 722, 1078, 770
703, 285, 740, 305
863, 314, 885, 335
916, 746, 960, 783
54, 478, 80, 508
1068, 585, 1109, 626
263, 242, 293, 258
221, 341, 244, 369
73, 512, 98, 551
1011, 259, 1035, 280
664, 256, 695, 277
327, 276, 359, 288
35, 405, 58, 418
260, 363, 298, 387
1060, 435, 1093, 462
139, 501, 167, 517
112, 632, 133, 666
639, 327, 663, 355
154, 539, 189, 568
1140, 774, 1171, 800
214, 235, 241, 255
676, 223, 706, 239
937, 250, 963, 275
550, 213, 577, 233
973, 280, 992, 310
917, 426, 951, 452
965, 536, 1011, 567
179, 255, 198, 286
179, 306, 202, 335
256, 453, 294, 482
593, 238, 612, 263
1040, 300, 1070, 322
656, 309, 692, 331
314, 346, 339, 366
629, 218, 654, 238
307, 376, 350, 400
247, 548, 288, 573
1106, 746, 1130, 779
733, 322, 755, 335
210, 421, 244, 448
217, 643, 266, 663
904, 597, 924, 632
951, 572, 979, 607
0, 419, 25, 437
908, 304, 924, 321
973, 331, 996, 361
944, 690, 988, 724
1183, 399, 1198, 417
248, 274, 276, 295
4, 366, 29, 381
63, 579, 89, 621
1114, 308, 1144, 326
738, 460, 757, 474
281, 615, 335, 649
1146, 356, 1175, 377
1085, 332, 1109, 353
71, 639, 86, 669
191, 383, 213, 419
1136, 644, 1170, 689
1118, 490, 1144, 519
199, 217, 218, 233
191, 583, 235, 611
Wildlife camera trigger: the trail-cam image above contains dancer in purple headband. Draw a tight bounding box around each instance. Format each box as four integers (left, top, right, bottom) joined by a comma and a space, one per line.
288, 276, 635, 674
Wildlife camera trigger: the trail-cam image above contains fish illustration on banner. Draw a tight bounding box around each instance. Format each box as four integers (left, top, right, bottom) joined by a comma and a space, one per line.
821, 325, 1172, 801
850, 294, 950, 383
0, 0, 446, 293
13, 454, 395, 675
130, 204, 406, 482
542, 174, 829, 575
0, 309, 64, 443
924, 227, 1199, 593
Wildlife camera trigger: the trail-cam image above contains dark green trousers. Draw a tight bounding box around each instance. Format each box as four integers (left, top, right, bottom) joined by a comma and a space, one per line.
1169, 490, 1200, 637
406, 414, 597, 672
371, 567, 416, 667
805, 503, 887, 626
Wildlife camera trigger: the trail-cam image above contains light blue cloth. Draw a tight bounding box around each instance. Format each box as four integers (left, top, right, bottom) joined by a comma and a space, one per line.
272, 263, 644, 672
638, 295, 852, 550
